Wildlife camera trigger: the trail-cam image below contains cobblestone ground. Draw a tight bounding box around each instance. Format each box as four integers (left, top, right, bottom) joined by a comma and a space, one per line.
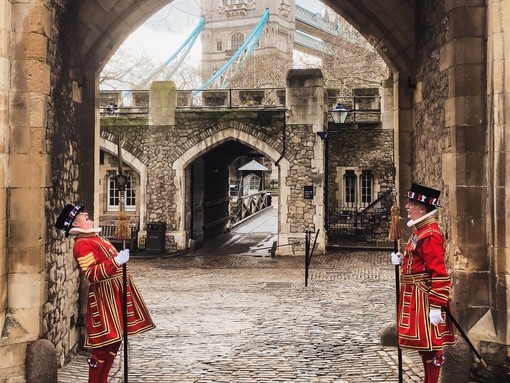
58, 251, 427, 383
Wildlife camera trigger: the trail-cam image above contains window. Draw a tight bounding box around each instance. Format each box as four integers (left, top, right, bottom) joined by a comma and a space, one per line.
344, 171, 356, 207
339, 169, 376, 210
216, 39, 223, 52
231, 32, 244, 51
360, 170, 373, 207
108, 173, 136, 211
242, 174, 261, 196
223, 0, 251, 4
277, 34, 287, 52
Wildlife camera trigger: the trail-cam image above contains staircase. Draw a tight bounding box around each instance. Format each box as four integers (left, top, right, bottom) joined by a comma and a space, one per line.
327, 188, 394, 244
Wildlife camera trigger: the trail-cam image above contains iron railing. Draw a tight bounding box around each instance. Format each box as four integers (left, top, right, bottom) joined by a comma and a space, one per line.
327, 93, 381, 125
327, 188, 393, 243
230, 191, 272, 227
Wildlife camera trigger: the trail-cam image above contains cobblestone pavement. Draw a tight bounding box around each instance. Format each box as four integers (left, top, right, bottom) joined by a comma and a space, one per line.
57, 250, 435, 383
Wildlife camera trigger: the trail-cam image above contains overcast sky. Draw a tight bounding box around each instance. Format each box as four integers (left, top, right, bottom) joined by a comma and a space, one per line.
117, 0, 329, 64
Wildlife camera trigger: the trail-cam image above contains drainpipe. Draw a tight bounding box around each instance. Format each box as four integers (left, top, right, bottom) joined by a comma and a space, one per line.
275, 108, 289, 166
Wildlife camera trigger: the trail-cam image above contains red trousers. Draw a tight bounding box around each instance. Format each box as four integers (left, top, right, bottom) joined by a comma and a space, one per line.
87, 342, 122, 383
419, 350, 445, 383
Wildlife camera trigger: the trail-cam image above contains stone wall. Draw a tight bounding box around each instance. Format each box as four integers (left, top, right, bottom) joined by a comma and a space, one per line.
0, 0, 84, 376
327, 128, 394, 210
413, 0, 456, 286
0, 2, 10, 375
101, 110, 289, 253
412, 0, 510, 377
44, 0, 83, 367
412, 0, 450, 213
282, 123, 316, 233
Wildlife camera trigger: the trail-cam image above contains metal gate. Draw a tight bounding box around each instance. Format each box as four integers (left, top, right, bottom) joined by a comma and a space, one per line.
327, 188, 394, 243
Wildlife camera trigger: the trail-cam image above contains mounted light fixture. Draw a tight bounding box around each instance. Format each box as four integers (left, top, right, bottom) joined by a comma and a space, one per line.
310, 168, 324, 184
116, 173, 128, 192
316, 129, 340, 141
329, 103, 350, 124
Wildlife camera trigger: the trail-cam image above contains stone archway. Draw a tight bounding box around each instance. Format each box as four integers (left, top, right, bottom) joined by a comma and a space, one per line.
171, 126, 292, 254
1, 0, 509, 379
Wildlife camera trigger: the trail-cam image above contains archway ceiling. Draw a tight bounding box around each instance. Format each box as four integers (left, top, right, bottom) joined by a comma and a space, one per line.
77, 0, 170, 70
322, 0, 415, 74
78, 0, 415, 75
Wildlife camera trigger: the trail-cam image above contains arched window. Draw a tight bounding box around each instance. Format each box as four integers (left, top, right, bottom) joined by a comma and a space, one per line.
108, 173, 136, 211
231, 32, 244, 51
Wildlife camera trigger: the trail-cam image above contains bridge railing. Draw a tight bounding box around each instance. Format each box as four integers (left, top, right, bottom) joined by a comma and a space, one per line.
98, 89, 381, 123
99, 88, 287, 115
177, 88, 287, 109
230, 191, 272, 227
295, 4, 340, 36
327, 92, 381, 124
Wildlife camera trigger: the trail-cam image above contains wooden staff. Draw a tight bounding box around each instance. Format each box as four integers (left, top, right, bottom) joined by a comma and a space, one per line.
114, 210, 130, 383
389, 204, 403, 383
114, 136, 131, 383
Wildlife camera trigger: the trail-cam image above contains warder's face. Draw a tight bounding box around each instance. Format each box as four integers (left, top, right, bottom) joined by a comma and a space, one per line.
405, 200, 426, 221
72, 211, 94, 230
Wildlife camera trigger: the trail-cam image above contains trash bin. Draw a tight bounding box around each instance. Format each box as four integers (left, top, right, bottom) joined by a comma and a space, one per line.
145, 222, 166, 254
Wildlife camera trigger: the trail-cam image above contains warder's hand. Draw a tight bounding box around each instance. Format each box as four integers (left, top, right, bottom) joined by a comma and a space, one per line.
429, 308, 444, 326
391, 252, 402, 265
115, 249, 130, 265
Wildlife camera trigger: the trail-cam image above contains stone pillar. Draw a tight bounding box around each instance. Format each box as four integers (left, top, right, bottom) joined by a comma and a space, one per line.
282, 69, 327, 254
468, 0, 510, 371
440, 0, 489, 345
149, 81, 176, 126
149, 81, 180, 251
2, 0, 52, 379
0, 0, 10, 344
393, 71, 414, 200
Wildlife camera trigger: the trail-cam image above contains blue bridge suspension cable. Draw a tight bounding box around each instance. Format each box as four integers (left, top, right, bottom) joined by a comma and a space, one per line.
138, 17, 205, 88
198, 8, 270, 90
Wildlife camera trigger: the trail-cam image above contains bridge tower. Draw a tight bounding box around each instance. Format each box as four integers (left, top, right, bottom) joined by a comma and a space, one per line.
200, 0, 296, 84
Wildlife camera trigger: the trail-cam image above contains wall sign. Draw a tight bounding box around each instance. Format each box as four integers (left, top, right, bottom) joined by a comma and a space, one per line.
304, 185, 314, 199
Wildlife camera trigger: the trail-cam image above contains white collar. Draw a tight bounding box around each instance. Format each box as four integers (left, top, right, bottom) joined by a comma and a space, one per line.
69, 227, 102, 236
407, 209, 438, 227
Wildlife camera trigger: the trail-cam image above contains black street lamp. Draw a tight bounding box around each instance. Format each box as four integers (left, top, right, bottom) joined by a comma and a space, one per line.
316, 104, 350, 237
329, 103, 350, 124
116, 173, 128, 192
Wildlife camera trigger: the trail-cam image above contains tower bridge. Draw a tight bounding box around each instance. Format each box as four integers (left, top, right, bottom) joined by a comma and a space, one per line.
199, 0, 353, 88
142, 2, 357, 89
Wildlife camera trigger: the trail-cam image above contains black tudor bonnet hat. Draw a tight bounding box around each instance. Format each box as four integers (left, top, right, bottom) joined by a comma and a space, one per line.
406, 183, 441, 207
55, 204, 84, 237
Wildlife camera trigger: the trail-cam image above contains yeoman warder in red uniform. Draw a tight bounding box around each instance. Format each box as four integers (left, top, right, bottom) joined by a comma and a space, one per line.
56, 204, 155, 383
391, 184, 455, 383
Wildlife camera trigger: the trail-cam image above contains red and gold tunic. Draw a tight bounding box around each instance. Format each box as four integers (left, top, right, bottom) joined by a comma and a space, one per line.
73, 234, 155, 349
397, 216, 456, 350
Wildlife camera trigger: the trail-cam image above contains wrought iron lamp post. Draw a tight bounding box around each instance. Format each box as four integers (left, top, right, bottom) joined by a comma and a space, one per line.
116, 173, 128, 207
316, 104, 350, 235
